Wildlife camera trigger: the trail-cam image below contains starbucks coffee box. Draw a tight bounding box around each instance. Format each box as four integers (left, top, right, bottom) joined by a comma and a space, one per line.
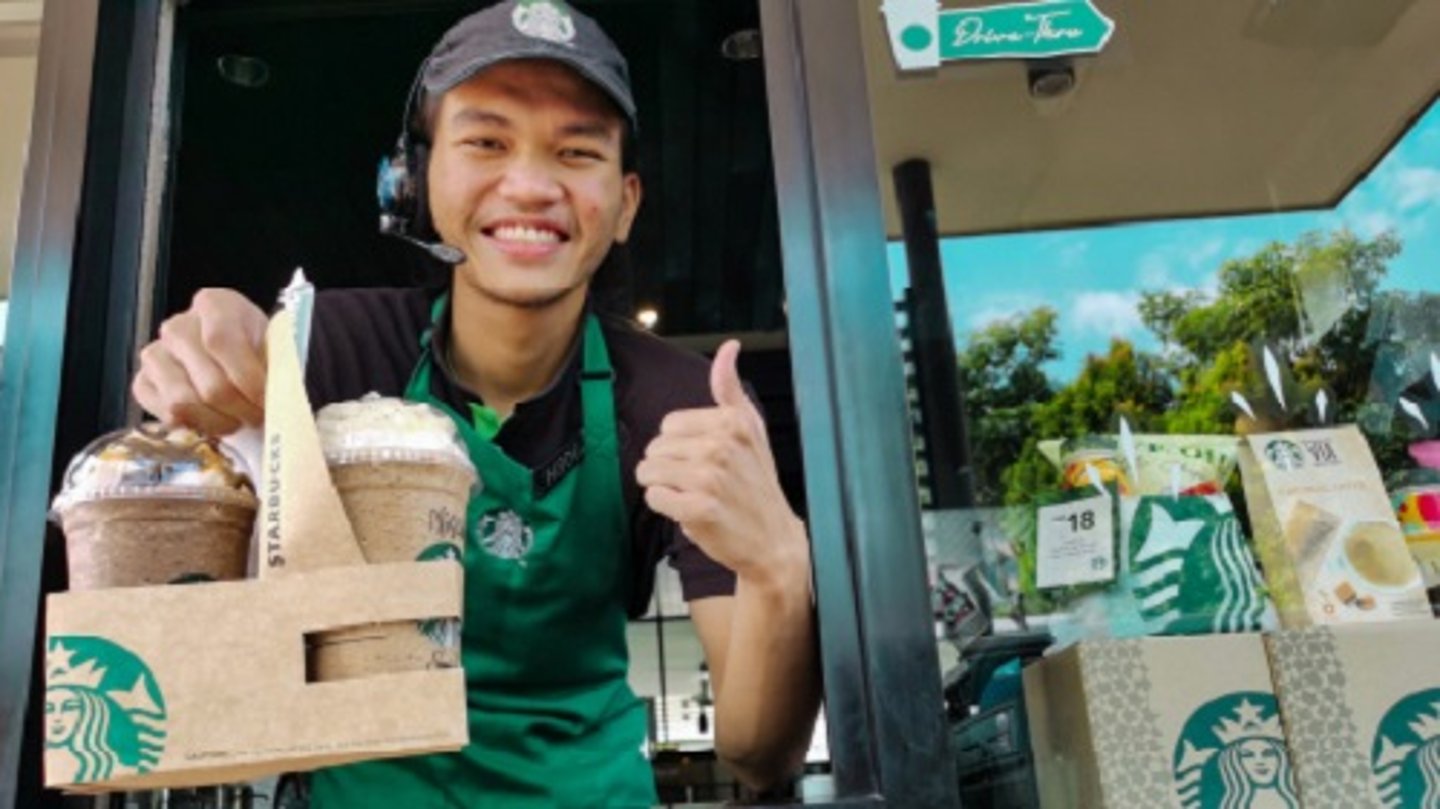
1025, 635, 1299, 808
44, 310, 467, 792
1266, 623, 1440, 809
1239, 426, 1430, 628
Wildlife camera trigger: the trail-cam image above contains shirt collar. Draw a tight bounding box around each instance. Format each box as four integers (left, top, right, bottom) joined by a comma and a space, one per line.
427, 292, 586, 414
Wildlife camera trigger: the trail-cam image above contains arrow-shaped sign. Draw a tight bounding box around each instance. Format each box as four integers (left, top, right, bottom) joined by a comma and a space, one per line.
883, 0, 1115, 71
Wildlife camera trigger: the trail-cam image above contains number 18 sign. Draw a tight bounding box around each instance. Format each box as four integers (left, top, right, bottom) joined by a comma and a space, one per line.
1035, 492, 1115, 590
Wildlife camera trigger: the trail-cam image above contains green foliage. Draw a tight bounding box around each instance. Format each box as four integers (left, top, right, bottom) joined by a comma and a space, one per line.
957, 307, 1060, 504
953, 228, 1406, 509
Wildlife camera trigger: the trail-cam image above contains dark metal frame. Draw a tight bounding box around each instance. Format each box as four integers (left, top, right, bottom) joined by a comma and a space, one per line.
761, 2, 958, 806
0, 1, 167, 806
0, 0, 958, 806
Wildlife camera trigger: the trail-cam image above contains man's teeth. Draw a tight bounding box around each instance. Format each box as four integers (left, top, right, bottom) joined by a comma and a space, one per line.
494, 225, 561, 244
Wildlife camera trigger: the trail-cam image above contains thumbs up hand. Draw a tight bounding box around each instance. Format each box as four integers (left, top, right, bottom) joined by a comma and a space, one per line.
637, 340, 808, 583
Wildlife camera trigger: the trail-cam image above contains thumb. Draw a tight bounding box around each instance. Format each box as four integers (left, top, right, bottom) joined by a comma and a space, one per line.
709, 339, 748, 409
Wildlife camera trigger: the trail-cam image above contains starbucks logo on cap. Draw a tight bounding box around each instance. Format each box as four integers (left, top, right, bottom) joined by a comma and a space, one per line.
1173, 692, 1299, 808
46, 636, 167, 784
479, 509, 534, 564
513, 0, 576, 46
1372, 688, 1440, 808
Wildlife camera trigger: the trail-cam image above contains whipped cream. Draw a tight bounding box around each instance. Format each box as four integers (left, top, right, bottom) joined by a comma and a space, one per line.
53, 423, 256, 512
316, 393, 473, 468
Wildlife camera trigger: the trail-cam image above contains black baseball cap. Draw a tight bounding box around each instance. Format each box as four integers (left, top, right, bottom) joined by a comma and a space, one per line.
420, 0, 638, 133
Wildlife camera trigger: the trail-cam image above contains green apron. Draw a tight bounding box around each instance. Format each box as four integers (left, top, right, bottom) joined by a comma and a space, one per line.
311, 301, 656, 808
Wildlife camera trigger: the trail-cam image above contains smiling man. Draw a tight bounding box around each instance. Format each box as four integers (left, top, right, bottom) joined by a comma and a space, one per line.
130, 1, 820, 806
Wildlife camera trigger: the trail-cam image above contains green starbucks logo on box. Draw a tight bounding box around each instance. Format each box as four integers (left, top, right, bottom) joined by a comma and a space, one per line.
46, 636, 167, 783
1372, 688, 1440, 807
1173, 692, 1299, 808
1264, 439, 1306, 472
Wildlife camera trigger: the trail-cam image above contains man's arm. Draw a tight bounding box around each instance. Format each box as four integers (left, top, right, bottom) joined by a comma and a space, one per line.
636, 340, 821, 792
690, 541, 820, 791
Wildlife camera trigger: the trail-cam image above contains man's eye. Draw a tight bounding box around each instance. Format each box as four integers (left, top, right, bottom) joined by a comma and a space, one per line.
464, 138, 504, 151
560, 148, 603, 161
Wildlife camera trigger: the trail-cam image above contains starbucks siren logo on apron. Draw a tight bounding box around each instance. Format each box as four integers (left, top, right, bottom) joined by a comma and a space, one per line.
478, 508, 535, 562
46, 636, 167, 784
1173, 692, 1299, 809
1372, 688, 1440, 808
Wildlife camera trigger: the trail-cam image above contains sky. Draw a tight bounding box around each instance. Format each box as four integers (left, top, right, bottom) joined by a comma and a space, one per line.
889, 100, 1440, 381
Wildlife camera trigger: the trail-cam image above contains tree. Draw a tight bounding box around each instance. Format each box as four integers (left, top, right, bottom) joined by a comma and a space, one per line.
952, 227, 1405, 507
957, 307, 1059, 504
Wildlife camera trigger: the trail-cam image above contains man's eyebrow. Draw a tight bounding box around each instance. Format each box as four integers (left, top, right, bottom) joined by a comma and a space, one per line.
558, 120, 619, 142
449, 108, 511, 128
446, 108, 617, 143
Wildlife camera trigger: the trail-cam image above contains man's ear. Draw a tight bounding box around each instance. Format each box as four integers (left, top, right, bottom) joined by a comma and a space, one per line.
614, 173, 643, 244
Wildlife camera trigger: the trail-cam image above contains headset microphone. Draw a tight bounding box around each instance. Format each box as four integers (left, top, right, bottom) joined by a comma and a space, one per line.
402, 234, 465, 265
382, 213, 465, 264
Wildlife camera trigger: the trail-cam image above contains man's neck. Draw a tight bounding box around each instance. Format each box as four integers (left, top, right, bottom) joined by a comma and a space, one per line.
447, 283, 587, 419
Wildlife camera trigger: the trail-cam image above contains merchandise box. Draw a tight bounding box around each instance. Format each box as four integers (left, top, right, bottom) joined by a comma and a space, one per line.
1239, 426, 1430, 628
1025, 634, 1298, 808
1266, 622, 1440, 809
44, 309, 468, 791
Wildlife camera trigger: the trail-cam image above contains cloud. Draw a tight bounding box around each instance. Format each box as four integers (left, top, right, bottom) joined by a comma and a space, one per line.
964, 293, 1048, 331
1137, 236, 1225, 290
1071, 291, 1143, 337
1343, 208, 1400, 238
1392, 167, 1440, 212
1058, 239, 1091, 270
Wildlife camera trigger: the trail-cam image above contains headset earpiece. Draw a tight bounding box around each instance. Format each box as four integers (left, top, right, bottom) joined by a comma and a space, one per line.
378, 132, 418, 233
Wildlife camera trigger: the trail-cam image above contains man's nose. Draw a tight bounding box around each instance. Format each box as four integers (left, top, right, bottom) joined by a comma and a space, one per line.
497, 156, 563, 206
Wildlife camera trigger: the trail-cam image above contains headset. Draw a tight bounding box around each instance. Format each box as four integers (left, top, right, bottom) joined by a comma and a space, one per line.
376, 63, 466, 265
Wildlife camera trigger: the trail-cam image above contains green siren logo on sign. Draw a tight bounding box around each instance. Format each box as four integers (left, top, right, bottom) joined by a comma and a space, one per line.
46, 636, 167, 784
1372, 688, 1440, 808
1173, 692, 1299, 809
881, 0, 1115, 71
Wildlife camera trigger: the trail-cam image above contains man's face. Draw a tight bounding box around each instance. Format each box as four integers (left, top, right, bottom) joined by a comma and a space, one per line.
427, 59, 641, 310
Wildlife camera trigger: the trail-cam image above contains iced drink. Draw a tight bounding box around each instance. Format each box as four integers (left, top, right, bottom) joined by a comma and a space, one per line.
51, 424, 257, 590
309, 394, 478, 681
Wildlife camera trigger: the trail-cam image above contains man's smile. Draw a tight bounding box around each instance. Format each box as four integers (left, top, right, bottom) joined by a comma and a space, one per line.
481, 218, 571, 259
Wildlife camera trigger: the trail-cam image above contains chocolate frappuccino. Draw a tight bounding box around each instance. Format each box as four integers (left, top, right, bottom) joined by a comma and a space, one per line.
51, 424, 257, 590
309, 394, 478, 681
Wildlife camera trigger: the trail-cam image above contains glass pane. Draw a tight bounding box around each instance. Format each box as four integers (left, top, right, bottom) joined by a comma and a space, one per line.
863, 2, 1440, 804
0, 0, 44, 374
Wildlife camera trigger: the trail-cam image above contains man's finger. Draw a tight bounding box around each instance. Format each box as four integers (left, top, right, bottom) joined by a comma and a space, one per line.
637, 455, 720, 494
642, 434, 724, 463
709, 340, 747, 409
167, 335, 265, 425
644, 484, 716, 528
659, 407, 742, 438
202, 320, 267, 409
137, 345, 244, 435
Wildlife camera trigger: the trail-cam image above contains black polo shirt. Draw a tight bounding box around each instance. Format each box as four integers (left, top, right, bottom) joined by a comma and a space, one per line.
303, 287, 737, 618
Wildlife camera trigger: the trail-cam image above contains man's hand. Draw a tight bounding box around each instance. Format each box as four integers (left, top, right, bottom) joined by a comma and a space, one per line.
637, 340, 807, 584
132, 288, 268, 436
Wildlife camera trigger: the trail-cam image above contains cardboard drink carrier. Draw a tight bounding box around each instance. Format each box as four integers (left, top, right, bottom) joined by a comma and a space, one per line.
1264, 622, 1440, 809
1025, 634, 1298, 809
43, 310, 467, 793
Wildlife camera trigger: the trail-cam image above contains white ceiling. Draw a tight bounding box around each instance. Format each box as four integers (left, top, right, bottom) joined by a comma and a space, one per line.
860, 0, 1440, 237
